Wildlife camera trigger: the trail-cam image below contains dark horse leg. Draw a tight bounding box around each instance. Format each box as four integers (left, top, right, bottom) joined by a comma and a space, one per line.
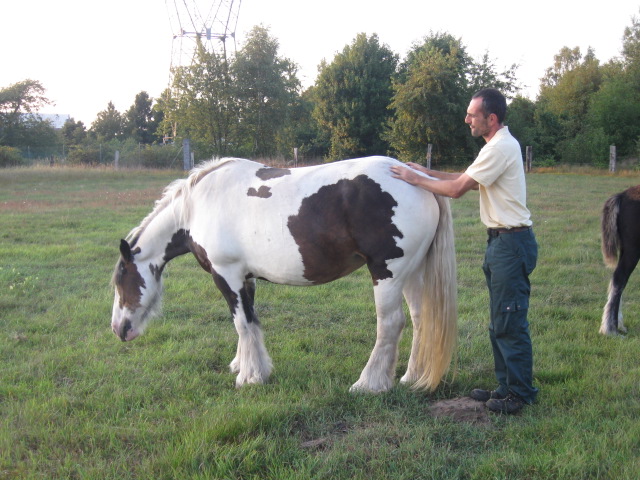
601, 189, 640, 335
602, 251, 639, 334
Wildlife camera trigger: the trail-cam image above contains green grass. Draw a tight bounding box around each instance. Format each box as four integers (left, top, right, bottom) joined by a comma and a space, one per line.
1, 166, 640, 479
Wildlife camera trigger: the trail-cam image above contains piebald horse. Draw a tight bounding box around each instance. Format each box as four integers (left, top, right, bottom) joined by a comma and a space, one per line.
600, 185, 640, 335
111, 156, 457, 392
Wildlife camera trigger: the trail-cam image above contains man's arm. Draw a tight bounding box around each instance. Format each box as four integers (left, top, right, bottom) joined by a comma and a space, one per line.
404, 162, 463, 181
390, 164, 479, 199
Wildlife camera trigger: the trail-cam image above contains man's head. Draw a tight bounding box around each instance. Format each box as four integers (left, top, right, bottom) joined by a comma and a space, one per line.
465, 88, 506, 140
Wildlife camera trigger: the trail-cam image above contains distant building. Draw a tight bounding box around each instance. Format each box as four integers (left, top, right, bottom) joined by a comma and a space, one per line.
22, 113, 71, 129
39, 114, 71, 129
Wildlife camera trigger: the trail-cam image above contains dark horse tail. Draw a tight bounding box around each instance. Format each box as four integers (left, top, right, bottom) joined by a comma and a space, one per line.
601, 192, 622, 268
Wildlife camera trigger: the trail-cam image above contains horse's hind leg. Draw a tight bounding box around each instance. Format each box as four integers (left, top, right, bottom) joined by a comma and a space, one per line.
399, 265, 425, 385
350, 280, 405, 393
601, 250, 639, 335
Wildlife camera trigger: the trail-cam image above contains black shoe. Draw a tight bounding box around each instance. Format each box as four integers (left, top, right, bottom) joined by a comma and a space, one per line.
469, 388, 506, 402
486, 393, 526, 414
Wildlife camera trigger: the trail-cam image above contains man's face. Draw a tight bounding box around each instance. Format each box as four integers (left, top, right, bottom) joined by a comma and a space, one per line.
465, 97, 491, 138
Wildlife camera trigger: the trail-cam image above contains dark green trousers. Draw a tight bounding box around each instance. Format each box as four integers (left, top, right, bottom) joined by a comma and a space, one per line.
483, 228, 538, 404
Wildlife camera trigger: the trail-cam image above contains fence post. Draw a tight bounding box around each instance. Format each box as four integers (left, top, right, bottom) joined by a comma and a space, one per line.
609, 145, 616, 173
525, 146, 532, 172
426, 144, 432, 169
114, 150, 120, 170
183, 138, 191, 171
293, 147, 298, 167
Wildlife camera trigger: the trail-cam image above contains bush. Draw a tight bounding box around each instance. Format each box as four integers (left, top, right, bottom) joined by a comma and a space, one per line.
139, 144, 182, 168
557, 127, 610, 166
0, 146, 27, 167
66, 145, 102, 165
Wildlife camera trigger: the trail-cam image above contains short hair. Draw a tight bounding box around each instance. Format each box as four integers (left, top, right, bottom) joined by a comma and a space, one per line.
472, 88, 507, 124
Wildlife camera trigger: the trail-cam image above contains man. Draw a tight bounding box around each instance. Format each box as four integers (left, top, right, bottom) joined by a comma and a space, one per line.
390, 88, 538, 414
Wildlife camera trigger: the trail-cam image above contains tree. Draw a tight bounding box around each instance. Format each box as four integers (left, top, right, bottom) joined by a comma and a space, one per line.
386, 33, 471, 163
587, 73, 640, 156
233, 25, 301, 158
622, 9, 640, 82
123, 91, 158, 144
467, 51, 520, 98
291, 86, 330, 160
171, 38, 238, 157
506, 96, 537, 155
90, 102, 123, 141
0, 79, 53, 146
588, 10, 640, 156
61, 118, 87, 145
313, 33, 398, 161
538, 47, 602, 138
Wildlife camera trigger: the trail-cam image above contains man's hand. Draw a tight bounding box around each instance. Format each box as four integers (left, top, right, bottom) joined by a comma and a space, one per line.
390, 164, 422, 186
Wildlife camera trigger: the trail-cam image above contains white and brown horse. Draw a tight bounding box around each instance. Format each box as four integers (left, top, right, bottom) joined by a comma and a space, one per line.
600, 185, 640, 335
111, 156, 457, 392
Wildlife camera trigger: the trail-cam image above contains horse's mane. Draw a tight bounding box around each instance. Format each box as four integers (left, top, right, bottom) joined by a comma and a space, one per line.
126, 158, 239, 246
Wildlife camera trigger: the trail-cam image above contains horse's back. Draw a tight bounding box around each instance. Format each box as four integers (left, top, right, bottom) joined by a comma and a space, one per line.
187, 156, 441, 285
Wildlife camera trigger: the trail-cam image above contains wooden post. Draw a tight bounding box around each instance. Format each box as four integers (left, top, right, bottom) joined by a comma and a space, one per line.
525, 146, 532, 172
293, 147, 298, 167
182, 138, 191, 171
114, 150, 120, 170
609, 145, 616, 173
426, 144, 432, 169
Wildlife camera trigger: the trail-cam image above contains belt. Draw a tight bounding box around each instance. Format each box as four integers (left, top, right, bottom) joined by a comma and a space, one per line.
487, 226, 531, 237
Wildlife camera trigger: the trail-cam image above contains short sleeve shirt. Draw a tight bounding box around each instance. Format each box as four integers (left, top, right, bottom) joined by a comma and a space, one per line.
464, 126, 532, 229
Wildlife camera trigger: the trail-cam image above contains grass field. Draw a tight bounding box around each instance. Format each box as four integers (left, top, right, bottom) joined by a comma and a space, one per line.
1, 165, 640, 479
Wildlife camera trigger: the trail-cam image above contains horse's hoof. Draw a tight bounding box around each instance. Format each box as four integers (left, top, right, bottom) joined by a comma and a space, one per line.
235, 372, 269, 388
349, 382, 391, 394
599, 328, 626, 337
229, 358, 240, 374
399, 373, 418, 385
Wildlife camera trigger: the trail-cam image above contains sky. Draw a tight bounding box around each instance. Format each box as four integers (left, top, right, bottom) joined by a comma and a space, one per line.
2, 0, 639, 126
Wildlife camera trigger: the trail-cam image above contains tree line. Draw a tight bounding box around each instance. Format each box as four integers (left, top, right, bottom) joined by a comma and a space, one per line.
2, 12, 640, 169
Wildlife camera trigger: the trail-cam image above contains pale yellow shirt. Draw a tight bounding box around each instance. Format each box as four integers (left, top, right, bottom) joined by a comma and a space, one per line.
464, 126, 532, 229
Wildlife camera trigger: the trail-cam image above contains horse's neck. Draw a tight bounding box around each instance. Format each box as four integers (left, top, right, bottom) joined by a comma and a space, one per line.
137, 201, 188, 263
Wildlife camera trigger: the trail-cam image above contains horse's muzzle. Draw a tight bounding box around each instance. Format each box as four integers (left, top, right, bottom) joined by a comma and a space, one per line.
113, 318, 138, 342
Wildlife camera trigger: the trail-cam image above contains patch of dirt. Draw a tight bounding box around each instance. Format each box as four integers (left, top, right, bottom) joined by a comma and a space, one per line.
429, 397, 492, 426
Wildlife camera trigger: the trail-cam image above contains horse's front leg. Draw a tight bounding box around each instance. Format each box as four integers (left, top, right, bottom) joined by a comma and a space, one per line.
213, 273, 273, 386
350, 281, 405, 393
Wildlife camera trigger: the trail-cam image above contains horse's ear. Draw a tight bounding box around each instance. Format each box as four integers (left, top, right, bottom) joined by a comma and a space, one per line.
120, 239, 134, 263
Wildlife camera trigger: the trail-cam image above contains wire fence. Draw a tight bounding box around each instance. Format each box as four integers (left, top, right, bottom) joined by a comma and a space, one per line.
7, 142, 639, 172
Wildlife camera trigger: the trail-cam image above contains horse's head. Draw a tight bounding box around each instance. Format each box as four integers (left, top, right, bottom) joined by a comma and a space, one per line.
111, 239, 162, 341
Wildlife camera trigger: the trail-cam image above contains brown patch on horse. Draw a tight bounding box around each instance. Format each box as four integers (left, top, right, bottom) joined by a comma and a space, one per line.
211, 267, 240, 317
247, 186, 272, 198
115, 259, 146, 310
256, 167, 291, 180
185, 234, 213, 274
180, 232, 252, 321
287, 175, 403, 284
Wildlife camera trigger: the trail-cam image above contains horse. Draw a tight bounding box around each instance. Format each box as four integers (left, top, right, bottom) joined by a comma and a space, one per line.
600, 185, 640, 336
111, 156, 457, 393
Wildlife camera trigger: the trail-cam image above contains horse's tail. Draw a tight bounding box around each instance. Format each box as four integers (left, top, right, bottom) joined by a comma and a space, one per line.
413, 193, 458, 391
601, 192, 622, 269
